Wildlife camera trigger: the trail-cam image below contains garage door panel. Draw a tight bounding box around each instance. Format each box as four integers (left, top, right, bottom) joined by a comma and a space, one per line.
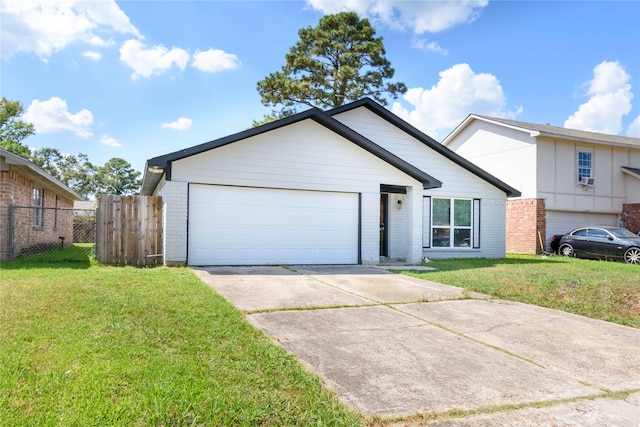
188, 185, 359, 265
546, 211, 618, 247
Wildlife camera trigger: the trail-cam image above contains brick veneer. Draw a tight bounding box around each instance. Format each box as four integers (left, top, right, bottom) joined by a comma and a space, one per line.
1, 170, 74, 260
622, 203, 640, 234
506, 198, 546, 254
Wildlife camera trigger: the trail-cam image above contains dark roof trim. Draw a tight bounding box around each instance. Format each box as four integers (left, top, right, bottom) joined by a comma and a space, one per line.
141, 106, 441, 195
380, 184, 407, 194
622, 166, 640, 180
328, 98, 521, 197
0, 148, 83, 201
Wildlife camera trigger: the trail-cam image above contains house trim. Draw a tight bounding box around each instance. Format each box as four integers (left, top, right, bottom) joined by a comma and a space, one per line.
622, 166, 640, 180
1, 148, 83, 202
141, 107, 442, 195
328, 99, 521, 198
444, 115, 640, 150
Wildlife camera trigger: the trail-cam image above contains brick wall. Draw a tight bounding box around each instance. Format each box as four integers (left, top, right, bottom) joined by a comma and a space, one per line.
1, 170, 74, 260
506, 198, 546, 254
159, 180, 188, 265
622, 203, 640, 234
361, 192, 379, 264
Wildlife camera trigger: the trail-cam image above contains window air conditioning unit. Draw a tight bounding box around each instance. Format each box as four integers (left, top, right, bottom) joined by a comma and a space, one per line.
580, 176, 595, 186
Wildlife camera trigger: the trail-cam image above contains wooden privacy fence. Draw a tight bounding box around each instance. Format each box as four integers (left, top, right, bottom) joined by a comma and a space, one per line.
95, 195, 163, 266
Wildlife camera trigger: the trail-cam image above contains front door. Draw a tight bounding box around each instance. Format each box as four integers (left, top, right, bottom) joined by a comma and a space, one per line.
380, 194, 388, 257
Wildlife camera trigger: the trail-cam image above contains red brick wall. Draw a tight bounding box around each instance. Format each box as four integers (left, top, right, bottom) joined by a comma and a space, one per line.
506, 198, 546, 254
622, 203, 640, 234
1, 170, 74, 260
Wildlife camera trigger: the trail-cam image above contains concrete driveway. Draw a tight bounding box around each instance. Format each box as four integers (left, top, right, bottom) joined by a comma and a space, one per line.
193, 265, 640, 426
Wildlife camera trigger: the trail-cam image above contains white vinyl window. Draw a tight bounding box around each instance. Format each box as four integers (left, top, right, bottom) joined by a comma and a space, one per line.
431, 198, 473, 248
577, 150, 592, 182
33, 187, 43, 227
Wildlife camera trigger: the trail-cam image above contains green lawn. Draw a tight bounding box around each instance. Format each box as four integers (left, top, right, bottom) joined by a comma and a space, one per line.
405, 254, 640, 328
2, 251, 638, 425
0, 259, 364, 426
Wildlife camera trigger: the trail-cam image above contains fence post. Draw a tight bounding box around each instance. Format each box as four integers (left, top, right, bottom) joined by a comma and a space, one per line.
8, 205, 14, 260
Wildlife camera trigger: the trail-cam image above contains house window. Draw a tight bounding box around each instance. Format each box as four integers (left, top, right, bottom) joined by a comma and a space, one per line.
33, 187, 43, 227
431, 198, 473, 248
577, 151, 592, 181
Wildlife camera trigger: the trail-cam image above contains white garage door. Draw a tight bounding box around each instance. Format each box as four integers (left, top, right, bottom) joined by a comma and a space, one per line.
546, 211, 618, 241
188, 184, 359, 265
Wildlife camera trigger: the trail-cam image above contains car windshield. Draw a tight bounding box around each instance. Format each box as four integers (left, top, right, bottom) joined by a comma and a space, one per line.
606, 228, 639, 238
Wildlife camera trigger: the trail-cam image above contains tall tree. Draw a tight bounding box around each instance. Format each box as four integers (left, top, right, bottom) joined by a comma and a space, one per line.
255, 12, 406, 125
94, 158, 141, 195
31, 148, 97, 199
61, 153, 97, 198
0, 97, 35, 158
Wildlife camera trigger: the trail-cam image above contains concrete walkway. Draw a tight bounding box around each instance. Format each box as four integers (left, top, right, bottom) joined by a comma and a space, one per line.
192, 265, 640, 426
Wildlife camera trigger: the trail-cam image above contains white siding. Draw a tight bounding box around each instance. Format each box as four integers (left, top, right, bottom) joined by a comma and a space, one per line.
443, 119, 538, 198
626, 175, 640, 203
171, 120, 419, 194
334, 108, 508, 259
169, 119, 425, 264
387, 193, 408, 259
537, 138, 632, 214
361, 192, 381, 264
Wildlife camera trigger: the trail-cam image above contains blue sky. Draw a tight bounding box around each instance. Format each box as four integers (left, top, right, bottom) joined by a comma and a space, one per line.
2, 0, 639, 175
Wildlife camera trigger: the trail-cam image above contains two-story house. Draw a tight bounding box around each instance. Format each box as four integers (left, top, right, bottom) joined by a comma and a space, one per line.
442, 115, 640, 254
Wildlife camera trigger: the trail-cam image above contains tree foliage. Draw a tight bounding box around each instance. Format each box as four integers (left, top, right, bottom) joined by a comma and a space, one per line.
255, 12, 406, 125
0, 97, 35, 158
0, 98, 141, 197
31, 148, 97, 198
94, 157, 141, 196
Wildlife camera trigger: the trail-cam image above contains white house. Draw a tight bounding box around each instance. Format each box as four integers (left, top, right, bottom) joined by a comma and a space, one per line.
442, 115, 640, 254
141, 98, 519, 266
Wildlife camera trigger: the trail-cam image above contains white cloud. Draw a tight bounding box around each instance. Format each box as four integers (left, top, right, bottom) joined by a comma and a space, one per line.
627, 114, 640, 138
564, 61, 633, 134
24, 97, 93, 137
0, 0, 141, 61
83, 50, 102, 61
161, 118, 193, 131
391, 63, 522, 140
100, 135, 122, 147
191, 48, 241, 72
306, 0, 488, 33
119, 39, 190, 80
411, 38, 448, 55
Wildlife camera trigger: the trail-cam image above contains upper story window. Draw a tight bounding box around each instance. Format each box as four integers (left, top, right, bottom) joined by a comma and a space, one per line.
577, 151, 592, 181
33, 187, 43, 227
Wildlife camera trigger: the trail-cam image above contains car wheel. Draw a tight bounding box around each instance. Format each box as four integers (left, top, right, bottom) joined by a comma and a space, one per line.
559, 243, 574, 257
624, 247, 640, 264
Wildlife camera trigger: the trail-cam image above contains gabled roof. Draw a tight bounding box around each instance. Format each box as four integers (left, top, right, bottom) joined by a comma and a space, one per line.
0, 148, 83, 201
328, 98, 521, 197
141, 106, 441, 195
443, 114, 640, 149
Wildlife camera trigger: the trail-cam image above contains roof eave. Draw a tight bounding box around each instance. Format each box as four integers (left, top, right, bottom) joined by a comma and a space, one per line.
1, 148, 84, 201
141, 104, 440, 193
330, 100, 520, 197
622, 167, 640, 180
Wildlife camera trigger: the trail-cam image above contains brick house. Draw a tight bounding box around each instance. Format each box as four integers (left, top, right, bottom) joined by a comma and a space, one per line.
1, 148, 83, 260
442, 116, 640, 254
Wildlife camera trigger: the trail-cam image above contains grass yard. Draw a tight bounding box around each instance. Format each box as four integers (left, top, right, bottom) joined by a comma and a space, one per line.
406, 254, 640, 328
0, 258, 364, 426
